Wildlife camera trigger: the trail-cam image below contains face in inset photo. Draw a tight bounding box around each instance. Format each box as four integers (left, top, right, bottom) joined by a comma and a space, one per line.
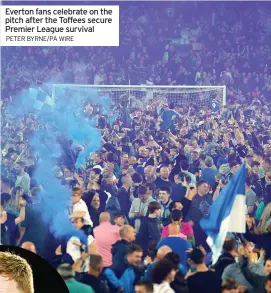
0, 246, 69, 293
0, 252, 34, 293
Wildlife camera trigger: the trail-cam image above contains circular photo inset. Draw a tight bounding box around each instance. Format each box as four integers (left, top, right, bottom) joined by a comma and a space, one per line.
0, 245, 69, 293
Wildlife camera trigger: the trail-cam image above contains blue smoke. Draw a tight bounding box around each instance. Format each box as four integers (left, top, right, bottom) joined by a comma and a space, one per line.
8, 84, 111, 245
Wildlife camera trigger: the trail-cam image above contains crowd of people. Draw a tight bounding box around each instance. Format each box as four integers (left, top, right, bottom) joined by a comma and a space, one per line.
1, 1, 271, 293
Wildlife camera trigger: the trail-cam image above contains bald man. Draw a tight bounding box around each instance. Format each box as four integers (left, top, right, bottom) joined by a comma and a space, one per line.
154, 166, 172, 189
157, 222, 191, 273
144, 166, 156, 183
156, 245, 172, 260
0, 252, 34, 293
111, 225, 136, 267
21, 242, 37, 254
93, 212, 121, 267
144, 246, 172, 281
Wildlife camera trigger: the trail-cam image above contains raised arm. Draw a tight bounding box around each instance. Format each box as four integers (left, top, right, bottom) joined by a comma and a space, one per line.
15, 199, 26, 225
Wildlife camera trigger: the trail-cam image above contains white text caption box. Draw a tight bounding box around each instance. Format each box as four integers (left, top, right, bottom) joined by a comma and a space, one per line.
0, 6, 119, 46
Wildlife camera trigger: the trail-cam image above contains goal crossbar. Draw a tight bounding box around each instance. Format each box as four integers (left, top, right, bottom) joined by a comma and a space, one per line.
52, 84, 227, 106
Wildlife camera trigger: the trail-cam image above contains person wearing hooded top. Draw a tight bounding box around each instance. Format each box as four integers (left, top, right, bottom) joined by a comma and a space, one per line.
136, 201, 162, 256
83, 174, 108, 213
83, 190, 101, 229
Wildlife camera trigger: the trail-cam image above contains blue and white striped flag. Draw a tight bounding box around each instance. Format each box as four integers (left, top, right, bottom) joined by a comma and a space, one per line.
200, 163, 246, 264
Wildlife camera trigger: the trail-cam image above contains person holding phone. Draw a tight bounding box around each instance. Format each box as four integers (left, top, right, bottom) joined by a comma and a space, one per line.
129, 185, 155, 233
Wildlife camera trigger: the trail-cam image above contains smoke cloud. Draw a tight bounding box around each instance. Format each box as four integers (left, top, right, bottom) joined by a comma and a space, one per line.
8, 79, 111, 245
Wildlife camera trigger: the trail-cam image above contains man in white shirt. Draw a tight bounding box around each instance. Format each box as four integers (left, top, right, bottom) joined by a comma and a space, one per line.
70, 187, 93, 227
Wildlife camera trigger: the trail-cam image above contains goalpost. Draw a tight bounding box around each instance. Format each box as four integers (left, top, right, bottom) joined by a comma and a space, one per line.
51, 84, 227, 109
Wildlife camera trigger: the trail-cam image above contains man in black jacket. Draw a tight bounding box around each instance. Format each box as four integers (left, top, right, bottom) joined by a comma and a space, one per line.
81, 254, 110, 293
164, 252, 189, 293
213, 237, 237, 278
104, 244, 145, 293
117, 175, 133, 219
112, 225, 136, 266
136, 201, 162, 256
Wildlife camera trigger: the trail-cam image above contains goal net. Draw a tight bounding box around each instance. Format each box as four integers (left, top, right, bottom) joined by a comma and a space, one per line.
52, 84, 226, 110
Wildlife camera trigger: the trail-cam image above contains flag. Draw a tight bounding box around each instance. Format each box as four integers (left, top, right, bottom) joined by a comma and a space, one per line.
28, 87, 55, 113
200, 163, 246, 264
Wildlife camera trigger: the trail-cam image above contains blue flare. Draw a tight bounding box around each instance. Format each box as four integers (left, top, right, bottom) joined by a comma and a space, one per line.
7, 84, 111, 245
